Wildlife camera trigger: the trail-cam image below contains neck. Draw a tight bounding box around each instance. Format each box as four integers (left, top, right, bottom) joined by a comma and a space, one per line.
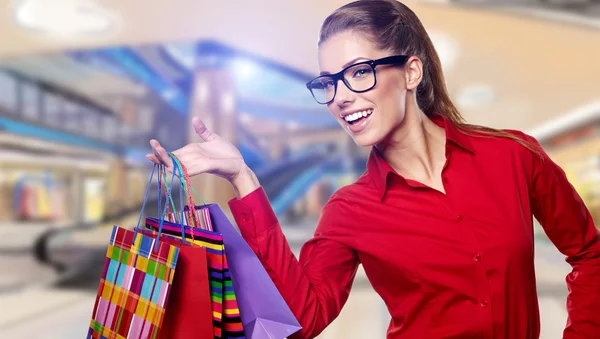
376, 100, 447, 181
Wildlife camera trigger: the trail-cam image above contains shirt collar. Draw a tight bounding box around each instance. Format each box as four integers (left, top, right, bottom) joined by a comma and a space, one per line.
366, 114, 475, 200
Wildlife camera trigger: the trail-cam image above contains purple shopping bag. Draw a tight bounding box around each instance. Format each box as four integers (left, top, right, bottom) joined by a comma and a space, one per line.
198, 204, 301, 339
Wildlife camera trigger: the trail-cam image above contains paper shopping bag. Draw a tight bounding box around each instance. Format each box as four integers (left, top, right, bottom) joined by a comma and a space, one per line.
87, 225, 180, 339
199, 204, 302, 339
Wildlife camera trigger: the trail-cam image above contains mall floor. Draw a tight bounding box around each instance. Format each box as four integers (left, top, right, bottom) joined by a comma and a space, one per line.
0, 222, 570, 339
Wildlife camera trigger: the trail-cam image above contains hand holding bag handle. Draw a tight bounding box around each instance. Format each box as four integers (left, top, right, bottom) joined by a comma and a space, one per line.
167, 153, 212, 231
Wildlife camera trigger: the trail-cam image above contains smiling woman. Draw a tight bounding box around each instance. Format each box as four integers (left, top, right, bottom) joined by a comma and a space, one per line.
147, 1, 600, 338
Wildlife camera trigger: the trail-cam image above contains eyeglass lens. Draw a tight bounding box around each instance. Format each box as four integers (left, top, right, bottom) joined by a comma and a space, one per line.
308, 63, 375, 104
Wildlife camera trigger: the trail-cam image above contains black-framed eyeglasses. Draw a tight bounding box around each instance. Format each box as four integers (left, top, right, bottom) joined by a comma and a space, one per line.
305, 55, 409, 105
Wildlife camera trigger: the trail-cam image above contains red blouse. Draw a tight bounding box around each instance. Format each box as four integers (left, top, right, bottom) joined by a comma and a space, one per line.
227, 115, 600, 339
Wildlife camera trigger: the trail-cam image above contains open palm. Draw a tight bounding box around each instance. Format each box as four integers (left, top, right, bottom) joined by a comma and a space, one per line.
146, 117, 246, 181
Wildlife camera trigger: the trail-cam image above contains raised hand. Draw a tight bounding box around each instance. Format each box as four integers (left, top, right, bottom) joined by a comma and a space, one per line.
146, 117, 247, 182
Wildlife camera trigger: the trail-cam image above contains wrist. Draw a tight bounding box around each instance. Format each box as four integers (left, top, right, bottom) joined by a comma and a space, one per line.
231, 164, 260, 199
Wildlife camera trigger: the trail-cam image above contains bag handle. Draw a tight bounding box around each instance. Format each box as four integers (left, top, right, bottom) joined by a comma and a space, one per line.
133, 163, 178, 251
158, 166, 181, 224
159, 167, 183, 225
167, 153, 203, 230
158, 155, 207, 227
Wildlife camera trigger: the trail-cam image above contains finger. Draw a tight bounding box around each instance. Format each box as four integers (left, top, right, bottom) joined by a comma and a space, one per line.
157, 147, 172, 167
150, 140, 173, 168
192, 117, 216, 142
145, 154, 160, 164
150, 140, 162, 160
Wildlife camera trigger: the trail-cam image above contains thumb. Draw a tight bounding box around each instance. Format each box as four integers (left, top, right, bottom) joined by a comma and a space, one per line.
192, 117, 217, 142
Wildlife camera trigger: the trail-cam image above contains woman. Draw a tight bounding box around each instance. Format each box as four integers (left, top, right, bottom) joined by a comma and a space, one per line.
147, 0, 600, 338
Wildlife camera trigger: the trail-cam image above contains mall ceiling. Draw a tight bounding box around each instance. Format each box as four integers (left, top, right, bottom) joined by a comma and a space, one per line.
0, 0, 598, 134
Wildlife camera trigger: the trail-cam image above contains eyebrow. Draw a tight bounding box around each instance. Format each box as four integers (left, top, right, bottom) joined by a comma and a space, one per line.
319, 57, 369, 76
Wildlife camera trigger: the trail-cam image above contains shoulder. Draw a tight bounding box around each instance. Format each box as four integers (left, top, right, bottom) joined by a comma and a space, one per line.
466, 126, 545, 160
465, 126, 550, 185
322, 181, 362, 210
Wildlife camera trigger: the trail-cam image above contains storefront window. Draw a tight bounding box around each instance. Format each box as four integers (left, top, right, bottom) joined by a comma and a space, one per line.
63, 99, 80, 132
0, 70, 18, 114
43, 92, 63, 128
21, 81, 40, 121
82, 107, 99, 139
102, 115, 118, 142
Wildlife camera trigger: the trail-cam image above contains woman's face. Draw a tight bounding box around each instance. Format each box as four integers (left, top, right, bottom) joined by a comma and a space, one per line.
318, 31, 411, 147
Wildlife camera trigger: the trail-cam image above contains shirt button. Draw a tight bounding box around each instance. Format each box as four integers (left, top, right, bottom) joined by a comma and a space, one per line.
481, 300, 488, 308
242, 214, 250, 222
457, 215, 463, 221
442, 177, 449, 184
474, 254, 481, 261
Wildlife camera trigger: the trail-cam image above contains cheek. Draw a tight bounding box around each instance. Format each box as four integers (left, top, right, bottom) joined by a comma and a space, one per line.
372, 81, 406, 119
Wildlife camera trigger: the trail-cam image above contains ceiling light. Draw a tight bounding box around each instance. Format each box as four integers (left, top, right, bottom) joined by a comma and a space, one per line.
14, 0, 118, 37
229, 58, 260, 82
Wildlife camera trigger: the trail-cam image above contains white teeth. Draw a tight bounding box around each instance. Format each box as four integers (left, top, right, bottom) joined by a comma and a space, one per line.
343, 109, 373, 122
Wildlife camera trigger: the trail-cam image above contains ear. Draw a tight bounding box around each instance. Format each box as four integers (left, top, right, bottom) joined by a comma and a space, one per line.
404, 56, 423, 91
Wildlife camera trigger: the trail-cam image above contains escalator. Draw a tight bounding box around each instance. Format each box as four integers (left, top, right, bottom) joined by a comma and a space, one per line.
237, 122, 269, 170
260, 152, 328, 200
33, 190, 162, 287
268, 154, 343, 216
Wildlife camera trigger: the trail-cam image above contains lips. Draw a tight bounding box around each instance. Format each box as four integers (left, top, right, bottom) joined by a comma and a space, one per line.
342, 108, 374, 124
341, 108, 374, 135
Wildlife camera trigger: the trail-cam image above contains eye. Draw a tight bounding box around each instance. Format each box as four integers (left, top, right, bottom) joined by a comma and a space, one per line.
351, 66, 373, 78
324, 80, 335, 88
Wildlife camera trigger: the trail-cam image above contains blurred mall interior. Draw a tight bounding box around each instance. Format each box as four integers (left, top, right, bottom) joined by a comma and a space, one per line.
0, 0, 599, 338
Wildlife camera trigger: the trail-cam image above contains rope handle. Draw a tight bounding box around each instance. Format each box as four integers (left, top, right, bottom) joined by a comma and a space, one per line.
160, 167, 182, 224
167, 153, 207, 231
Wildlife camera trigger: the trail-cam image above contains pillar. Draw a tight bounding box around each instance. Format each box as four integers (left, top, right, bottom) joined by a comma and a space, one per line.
187, 69, 238, 209
104, 154, 128, 214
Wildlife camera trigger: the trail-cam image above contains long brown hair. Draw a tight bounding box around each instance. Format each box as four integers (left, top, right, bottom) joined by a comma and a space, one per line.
319, 0, 539, 154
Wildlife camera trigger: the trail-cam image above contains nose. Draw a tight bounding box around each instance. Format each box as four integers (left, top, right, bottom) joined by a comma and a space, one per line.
332, 80, 355, 108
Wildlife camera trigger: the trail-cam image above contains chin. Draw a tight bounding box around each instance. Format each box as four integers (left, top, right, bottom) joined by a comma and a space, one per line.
350, 132, 382, 148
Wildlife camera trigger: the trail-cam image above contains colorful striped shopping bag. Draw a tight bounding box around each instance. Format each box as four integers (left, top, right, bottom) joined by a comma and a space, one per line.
87, 225, 180, 339
145, 216, 244, 338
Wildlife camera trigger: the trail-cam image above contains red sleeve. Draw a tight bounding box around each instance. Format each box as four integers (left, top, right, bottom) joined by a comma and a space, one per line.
228, 187, 360, 339
525, 135, 600, 338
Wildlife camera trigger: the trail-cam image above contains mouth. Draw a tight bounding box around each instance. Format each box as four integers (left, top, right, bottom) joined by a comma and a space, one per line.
342, 108, 374, 125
